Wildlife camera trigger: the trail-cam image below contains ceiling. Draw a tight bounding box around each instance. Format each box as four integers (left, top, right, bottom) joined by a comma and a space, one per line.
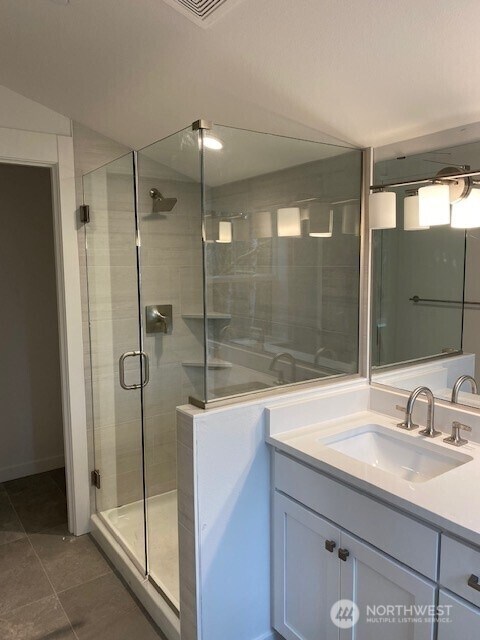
1, 0, 480, 151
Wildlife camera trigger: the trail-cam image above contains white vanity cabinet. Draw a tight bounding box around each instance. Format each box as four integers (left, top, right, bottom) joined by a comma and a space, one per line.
273, 491, 436, 640
437, 591, 480, 640
340, 531, 436, 640
273, 492, 340, 640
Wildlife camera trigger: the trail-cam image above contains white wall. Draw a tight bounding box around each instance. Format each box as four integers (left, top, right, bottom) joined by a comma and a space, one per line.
0, 162, 64, 481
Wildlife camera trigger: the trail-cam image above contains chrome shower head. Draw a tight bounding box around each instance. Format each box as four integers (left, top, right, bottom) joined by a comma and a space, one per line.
149, 188, 178, 212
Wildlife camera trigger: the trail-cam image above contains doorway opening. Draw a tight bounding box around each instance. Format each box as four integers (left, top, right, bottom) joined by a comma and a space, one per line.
0, 162, 67, 522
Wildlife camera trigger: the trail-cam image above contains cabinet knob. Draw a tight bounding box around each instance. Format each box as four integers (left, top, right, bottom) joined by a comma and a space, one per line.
468, 574, 480, 592
338, 548, 350, 562
325, 540, 336, 553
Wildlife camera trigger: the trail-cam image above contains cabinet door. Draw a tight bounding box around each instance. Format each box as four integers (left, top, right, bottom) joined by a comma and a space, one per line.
339, 532, 436, 640
273, 492, 340, 640
437, 590, 480, 640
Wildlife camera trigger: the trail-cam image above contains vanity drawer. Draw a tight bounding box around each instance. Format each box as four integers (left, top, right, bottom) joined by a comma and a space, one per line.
274, 452, 439, 580
440, 535, 480, 608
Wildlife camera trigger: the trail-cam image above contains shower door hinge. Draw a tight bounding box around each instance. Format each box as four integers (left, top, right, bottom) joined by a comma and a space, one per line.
91, 469, 101, 489
80, 204, 90, 224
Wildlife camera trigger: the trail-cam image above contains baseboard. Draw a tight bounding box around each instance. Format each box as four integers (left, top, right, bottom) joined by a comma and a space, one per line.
0, 454, 65, 483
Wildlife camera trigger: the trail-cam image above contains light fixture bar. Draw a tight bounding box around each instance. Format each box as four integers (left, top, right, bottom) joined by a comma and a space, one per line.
370, 168, 480, 192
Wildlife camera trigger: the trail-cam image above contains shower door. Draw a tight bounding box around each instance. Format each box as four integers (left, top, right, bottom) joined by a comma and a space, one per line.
83, 153, 148, 575
84, 128, 203, 611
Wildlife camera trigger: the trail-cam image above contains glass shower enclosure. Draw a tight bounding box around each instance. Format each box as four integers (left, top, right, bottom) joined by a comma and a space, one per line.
82, 122, 363, 614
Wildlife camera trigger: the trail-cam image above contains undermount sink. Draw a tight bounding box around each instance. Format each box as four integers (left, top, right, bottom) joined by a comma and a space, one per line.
321, 424, 472, 482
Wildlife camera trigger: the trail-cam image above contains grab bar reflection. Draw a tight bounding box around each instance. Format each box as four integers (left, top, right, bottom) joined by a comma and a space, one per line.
410, 295, 480, 306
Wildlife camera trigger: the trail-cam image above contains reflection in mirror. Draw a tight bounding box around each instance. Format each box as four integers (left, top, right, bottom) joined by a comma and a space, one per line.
370, 138, 480, 410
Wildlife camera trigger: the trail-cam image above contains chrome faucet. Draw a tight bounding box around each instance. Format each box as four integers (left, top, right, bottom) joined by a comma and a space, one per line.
444, 421, 472, 447
397, 386, 442, 437
269, 352, 296, 384
451, 375, 478, 403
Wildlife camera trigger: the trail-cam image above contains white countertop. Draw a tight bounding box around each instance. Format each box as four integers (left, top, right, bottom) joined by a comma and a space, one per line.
267, 409, 480, 547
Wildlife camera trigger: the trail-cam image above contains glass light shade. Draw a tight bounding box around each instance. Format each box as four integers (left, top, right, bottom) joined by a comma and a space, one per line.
418, 184, 450, 226
216, 220, 232, 243
277, 207, 301, 237
369, 191, 396, 229
404, 195, 429, 231
451, 188, 480, 228
341, 202, 360, 235
309, 203, 333, 237
252, 211, 272, 238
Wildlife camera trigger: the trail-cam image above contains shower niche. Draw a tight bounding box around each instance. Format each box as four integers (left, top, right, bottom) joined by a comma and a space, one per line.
82, 121, 363, 621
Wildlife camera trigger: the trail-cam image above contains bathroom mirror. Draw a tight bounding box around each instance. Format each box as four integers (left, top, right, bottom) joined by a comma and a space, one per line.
370, 138, 480, 410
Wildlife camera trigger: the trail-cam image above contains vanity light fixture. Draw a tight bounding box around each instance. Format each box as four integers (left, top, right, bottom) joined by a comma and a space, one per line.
418, 183, 451, 226
451, 188, 480, 228
404, 192, 429, 231
308, 203, 333, 237
277, 207, 302, 237
216, 220, 232, 243
369, 190, 396, 230
341, 202, 360, 235
371, 165, 480, 230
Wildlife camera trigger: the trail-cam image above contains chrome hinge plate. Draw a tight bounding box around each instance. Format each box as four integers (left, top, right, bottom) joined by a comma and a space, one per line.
91, 469, 101, 489
192, 119, 212, 131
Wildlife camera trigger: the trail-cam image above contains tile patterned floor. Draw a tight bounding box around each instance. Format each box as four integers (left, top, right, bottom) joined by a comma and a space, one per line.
0, 469, 165, 640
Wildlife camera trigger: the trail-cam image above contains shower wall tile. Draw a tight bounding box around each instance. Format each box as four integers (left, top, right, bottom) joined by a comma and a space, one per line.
141, 266, 181, 307
145, 413, 176, 448
138, 169, 203, 499
90, 376, 143, 429
87, 266, 139, 321
96, 468, 145, 512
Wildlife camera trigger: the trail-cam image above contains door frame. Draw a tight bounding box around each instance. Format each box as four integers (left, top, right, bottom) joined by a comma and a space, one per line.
0, 125, 90, 535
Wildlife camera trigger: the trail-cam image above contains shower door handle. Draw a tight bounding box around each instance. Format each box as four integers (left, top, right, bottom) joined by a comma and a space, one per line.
119, 351, 149, 390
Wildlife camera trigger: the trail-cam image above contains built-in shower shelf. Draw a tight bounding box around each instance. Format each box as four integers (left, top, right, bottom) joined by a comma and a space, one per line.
182, 358, 232, 369
182, 312, 231, 320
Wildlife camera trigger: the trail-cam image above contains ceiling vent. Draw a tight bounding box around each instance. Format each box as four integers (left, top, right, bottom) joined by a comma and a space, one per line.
162, 0, 244, 27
